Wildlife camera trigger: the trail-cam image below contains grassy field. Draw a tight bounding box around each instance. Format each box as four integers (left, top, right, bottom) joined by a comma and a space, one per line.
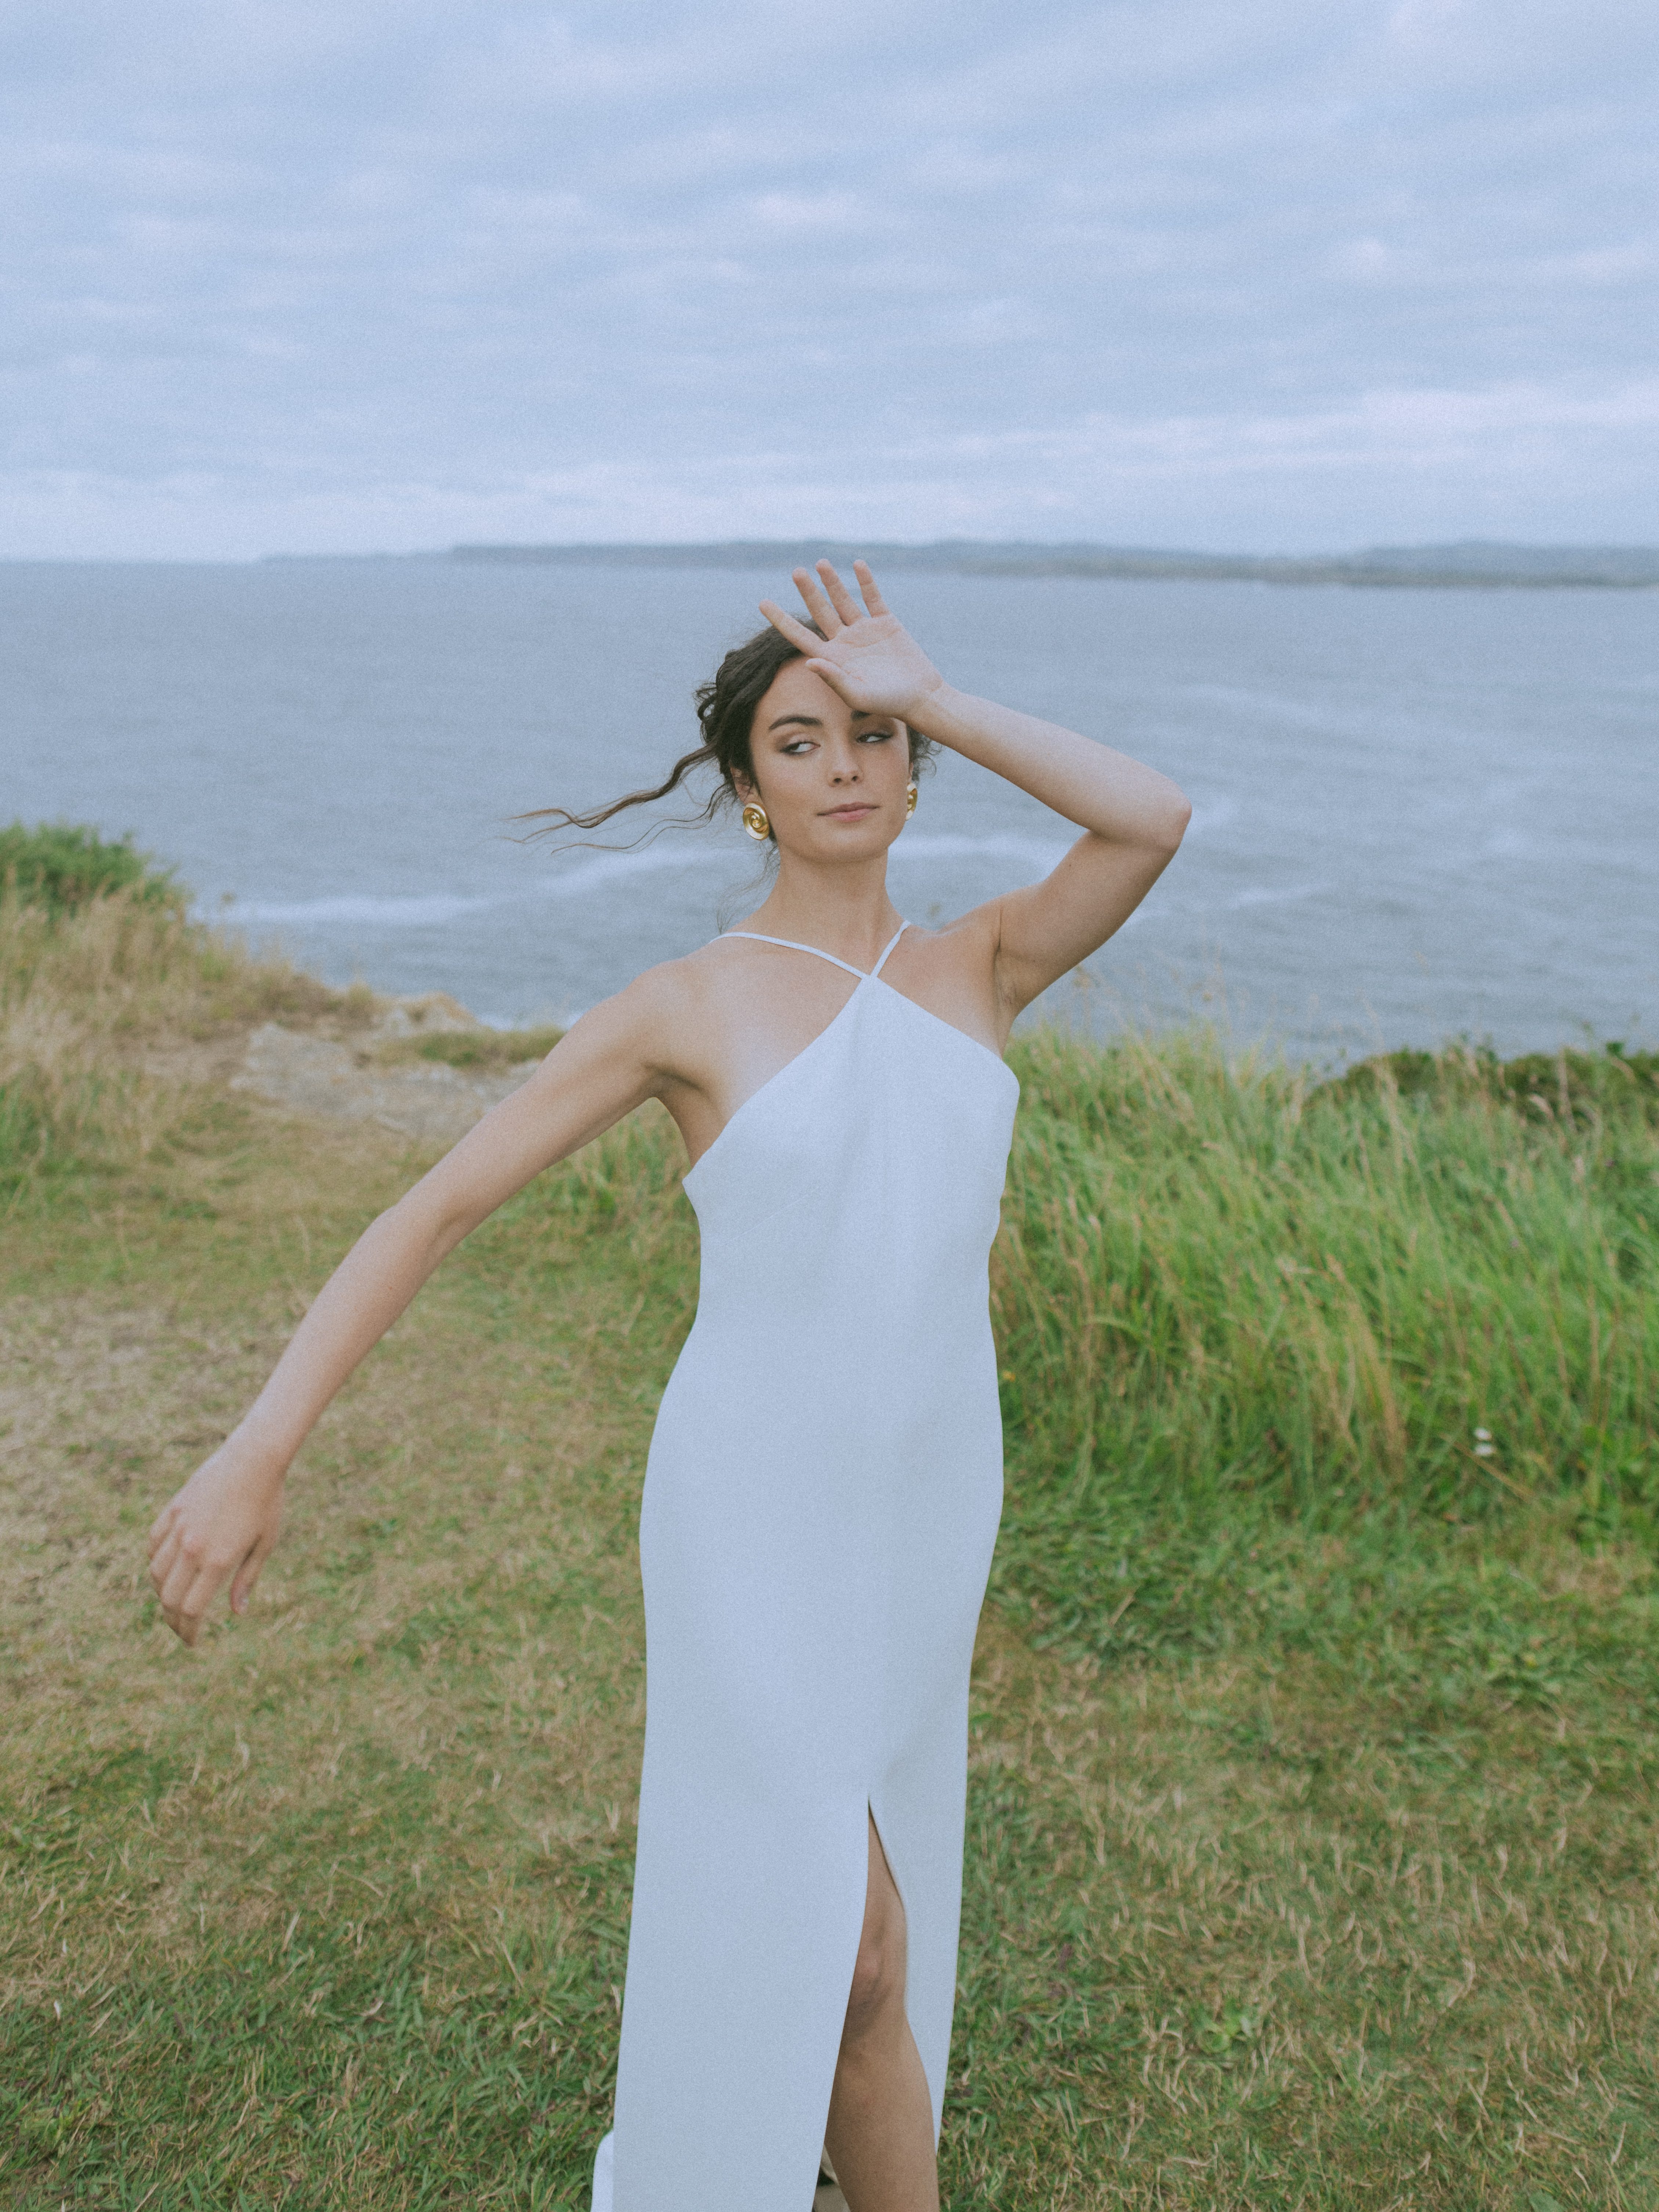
3, 864, 1658, 2209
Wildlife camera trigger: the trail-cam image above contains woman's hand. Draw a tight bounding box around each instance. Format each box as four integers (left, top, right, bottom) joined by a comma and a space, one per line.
147, 1436, 286, 1647
759, 560, 946, 725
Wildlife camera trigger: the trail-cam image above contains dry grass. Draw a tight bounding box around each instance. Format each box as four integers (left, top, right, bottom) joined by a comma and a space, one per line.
0, 889, 359, 1187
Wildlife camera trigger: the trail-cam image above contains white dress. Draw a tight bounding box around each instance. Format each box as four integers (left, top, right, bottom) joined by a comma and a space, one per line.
593, 922, 1020, 2212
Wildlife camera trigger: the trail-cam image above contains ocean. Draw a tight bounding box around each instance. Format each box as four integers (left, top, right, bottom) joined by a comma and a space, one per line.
5, 556, 1655, 1064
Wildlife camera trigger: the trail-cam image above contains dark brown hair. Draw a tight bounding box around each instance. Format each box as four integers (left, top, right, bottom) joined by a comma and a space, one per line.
520, 620, 933, 844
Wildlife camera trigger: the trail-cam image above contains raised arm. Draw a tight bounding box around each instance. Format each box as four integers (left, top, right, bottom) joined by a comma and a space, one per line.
146, 975, 675, 1645
761, 559, 1191, 1018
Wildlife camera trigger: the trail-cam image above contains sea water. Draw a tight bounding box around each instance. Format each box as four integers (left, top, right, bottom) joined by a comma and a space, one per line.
4, 557, 1655, 1063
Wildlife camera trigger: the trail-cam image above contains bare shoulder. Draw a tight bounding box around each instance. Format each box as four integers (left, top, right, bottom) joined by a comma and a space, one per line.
551, 949, 719, 1083
644, 935, 761, 1030
901, 901, 1003, 985
885, 904, 1007, 1049
412, 952, 722, 1203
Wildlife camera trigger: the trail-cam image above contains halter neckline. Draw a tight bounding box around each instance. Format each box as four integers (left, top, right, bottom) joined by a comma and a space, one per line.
719, 921, 908, 982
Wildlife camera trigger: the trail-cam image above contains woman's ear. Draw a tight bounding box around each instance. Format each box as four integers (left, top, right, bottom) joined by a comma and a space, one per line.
731, 767, 757, 804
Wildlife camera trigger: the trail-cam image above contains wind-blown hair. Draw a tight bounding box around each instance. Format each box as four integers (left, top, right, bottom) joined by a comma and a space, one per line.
520, 620, 933, 845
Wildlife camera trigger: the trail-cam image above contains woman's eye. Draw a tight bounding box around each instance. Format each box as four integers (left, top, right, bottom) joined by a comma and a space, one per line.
857, 727, 895, 745
780, 740, 814, 756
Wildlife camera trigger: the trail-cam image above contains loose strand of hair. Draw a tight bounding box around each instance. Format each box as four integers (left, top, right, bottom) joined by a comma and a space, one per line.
512, 744, 724, 842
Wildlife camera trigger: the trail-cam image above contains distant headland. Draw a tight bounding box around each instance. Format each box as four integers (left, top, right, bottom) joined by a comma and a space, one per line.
442, 539, 1659, 590
245, 539, 1659, 588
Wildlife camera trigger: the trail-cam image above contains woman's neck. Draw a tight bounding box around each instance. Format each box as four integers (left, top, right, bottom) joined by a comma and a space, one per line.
741, 855, 903, 968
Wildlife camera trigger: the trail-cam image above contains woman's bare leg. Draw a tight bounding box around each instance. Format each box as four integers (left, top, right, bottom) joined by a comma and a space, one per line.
824, 1814, 939, 2212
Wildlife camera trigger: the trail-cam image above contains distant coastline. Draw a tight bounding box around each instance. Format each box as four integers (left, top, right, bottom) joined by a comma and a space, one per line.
442, 538, 1659, 591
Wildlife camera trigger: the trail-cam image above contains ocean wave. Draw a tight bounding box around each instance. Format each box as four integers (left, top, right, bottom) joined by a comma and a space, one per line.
891, 831, 1072, 871
526, 844, 739, 897
225, 891, 502, 925
210, 831, 1079, 929
1227, 882, 1331, 910
212, 844, 734, 928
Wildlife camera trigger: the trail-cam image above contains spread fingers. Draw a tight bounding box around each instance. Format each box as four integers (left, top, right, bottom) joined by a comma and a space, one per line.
758, 598, 822, 653
790, 565, 844, 635
852, 560, 889, 617
814, 560, 864, 627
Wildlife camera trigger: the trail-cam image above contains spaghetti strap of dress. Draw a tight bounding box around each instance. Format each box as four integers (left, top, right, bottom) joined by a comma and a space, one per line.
870, 922, 908, 977
719, 922, 908, 981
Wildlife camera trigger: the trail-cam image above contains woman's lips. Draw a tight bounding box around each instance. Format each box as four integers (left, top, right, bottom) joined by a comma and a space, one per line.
822, 803, 877, 819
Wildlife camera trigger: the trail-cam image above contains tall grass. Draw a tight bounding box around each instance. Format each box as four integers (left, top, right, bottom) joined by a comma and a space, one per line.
1, 848, 345, 1194
991, 1026, 1659, 1678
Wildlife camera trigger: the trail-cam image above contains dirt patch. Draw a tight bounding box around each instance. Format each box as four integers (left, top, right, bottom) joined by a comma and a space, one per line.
0, 1292, 288, 1717
234, 1025, 537, 1147
232, 994, 542, 1148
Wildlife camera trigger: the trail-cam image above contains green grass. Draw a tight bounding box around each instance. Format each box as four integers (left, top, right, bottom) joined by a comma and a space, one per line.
373, 1027, 565, 1073
990, 1026, 1659, 1672
3, 880, 1657, 2208
1, 822, 185, 920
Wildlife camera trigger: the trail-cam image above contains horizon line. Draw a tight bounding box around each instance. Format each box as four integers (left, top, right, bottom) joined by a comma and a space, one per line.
6, 535, 1659, 590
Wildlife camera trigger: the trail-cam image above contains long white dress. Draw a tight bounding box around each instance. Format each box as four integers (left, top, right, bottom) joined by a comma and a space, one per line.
592, 922, 1020, 2212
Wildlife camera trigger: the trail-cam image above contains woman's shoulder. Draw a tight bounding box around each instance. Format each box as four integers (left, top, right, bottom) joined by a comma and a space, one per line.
891, 906, 1001, 977
582, 934, 822, 1109
589, 939, 749, 1064
624, 934, 751, 1009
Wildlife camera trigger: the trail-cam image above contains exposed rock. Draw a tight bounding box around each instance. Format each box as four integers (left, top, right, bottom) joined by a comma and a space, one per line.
233, 1023, 537, 1148
369, 991, 486, 1040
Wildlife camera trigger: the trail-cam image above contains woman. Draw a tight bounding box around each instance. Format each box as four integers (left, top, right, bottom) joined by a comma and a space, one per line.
147, 559, 1190, 2212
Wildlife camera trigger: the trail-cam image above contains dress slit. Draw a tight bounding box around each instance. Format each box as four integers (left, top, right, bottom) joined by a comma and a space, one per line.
862, 1792, 938, 2139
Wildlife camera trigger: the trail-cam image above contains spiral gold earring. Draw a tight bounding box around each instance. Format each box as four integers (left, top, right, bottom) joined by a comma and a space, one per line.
741, 802, 771, 841
905, 782, 919, 819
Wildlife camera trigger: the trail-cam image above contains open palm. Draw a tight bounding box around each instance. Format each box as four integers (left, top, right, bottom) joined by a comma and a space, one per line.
759, 560, 945, 724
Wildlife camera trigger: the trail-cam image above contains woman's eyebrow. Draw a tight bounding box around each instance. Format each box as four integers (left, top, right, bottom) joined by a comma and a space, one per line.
765, 708, 893, 733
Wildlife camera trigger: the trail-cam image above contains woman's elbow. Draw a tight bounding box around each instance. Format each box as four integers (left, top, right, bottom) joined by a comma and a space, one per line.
375, 1178, 473, 1269
1153, 790, 1193, 855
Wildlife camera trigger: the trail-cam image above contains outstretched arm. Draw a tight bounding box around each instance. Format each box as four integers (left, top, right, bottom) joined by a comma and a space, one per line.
146, 979, 672, 1645
761, 559, 1191, 1017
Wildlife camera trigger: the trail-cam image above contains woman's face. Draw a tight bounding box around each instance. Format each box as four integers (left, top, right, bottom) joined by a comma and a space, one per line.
736, 660, 910, 862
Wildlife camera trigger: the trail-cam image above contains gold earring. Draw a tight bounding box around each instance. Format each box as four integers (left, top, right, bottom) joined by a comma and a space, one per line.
741, 802, 771, 841
905, 782, 919, 818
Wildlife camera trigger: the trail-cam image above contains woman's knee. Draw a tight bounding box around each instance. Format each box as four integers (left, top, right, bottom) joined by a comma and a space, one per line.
844, 1906, 905, 2043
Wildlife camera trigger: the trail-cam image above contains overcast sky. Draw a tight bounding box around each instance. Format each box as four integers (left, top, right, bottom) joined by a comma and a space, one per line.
4, 0, 1657, 558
